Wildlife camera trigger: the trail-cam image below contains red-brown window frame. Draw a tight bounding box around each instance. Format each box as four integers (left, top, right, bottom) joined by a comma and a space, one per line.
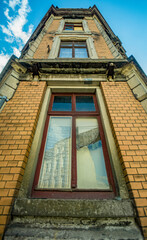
32, 93, 116, 199
58, 41, 89, 58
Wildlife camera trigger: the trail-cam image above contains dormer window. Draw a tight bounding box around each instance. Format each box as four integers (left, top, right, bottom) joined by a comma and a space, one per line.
64, 23, 83, 31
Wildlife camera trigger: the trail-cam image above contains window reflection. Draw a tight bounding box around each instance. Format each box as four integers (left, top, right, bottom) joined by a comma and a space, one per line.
76, 118, 109, 189
76, 96, 96, 111
75, 48, 88, 58
59, 41, 88, 58
38, 117, 72, 189
64, 23, 83, 31
52, 96, 72, 111
59, 48, 72, 58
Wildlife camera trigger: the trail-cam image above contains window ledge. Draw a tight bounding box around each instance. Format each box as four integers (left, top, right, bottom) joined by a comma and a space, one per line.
13, 198, 134, 218
55, 32, 92, 35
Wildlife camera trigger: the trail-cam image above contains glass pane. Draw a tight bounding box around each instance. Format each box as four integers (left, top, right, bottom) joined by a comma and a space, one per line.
74, 42, 86, 46
75, 48, 88, 58
76, 96, 96, 111
52, 96, 72, 111
65, 26, 74, 30
76, 118, 109, 189
38, 117, 72, 189
59, 48, 72, 58
61, 42, 73, 46
74, 26, 83, 31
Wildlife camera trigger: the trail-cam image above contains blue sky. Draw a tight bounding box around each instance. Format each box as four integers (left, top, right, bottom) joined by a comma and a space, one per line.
0, 0, 147, 75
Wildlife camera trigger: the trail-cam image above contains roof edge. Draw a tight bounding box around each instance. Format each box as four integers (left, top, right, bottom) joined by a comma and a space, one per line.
128, 55, 147, 85
0, 55, 18, 83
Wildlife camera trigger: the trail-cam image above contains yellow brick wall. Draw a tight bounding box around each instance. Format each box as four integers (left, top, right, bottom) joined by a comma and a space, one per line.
101, 82, 147, 238
0, 81, 46, 239
33, 18, 114, 59
33, 19, 60, 59
87, 19, 114, 58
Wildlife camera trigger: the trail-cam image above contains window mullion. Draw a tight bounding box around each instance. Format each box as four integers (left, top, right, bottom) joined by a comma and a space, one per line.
71, 116, 77, 188
72, 42, 74, 58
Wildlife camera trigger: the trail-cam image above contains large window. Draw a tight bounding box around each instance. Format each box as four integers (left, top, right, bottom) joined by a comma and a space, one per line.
32, 94, 115, 199
58, 41, 88, 58
64, 23, 83, 31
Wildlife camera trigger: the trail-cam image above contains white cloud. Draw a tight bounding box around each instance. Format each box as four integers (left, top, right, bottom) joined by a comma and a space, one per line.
0, 0, 33, 72
5, 36, 14, 43
9, 0, 21, 10
0, 52, 10, 73
3, 0, 21, 10
4, 8, 12, 21
1, 0, 33, 45
1, 25, 12, 36
12, 47, 21, 57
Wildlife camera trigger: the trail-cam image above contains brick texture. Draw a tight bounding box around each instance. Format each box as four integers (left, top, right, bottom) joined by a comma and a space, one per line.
0, 81, 46, 239
33, 18, 113, 59
33, 19, 60, 59
87, 19, 114, 58
101, 82, 147, 238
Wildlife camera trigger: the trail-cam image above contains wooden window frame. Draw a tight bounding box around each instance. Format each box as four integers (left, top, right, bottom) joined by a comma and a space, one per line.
32, 93, 116, 199
58, 41, 89, 58
64, 23, 83, 31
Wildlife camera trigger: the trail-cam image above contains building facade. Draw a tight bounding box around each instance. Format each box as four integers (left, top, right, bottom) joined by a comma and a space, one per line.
0, 5, 147, 239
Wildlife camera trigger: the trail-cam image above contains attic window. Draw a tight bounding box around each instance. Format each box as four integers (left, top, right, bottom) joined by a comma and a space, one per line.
64, 23, 83, 31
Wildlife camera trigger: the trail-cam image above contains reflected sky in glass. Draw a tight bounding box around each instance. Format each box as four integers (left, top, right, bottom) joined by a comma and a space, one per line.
76, 96, 95, 111
76, 118, 109, 189
59, 48, 72, 58
75, 48, 88, 58
52, 96, 72, 111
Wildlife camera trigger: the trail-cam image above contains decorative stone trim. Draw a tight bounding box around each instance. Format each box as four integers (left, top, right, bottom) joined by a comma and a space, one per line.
56, 19, 91, 34
93, 16, 123, 59
23, 15, 54, 59
56, 19, 65, 33
86, 37, 98, 59
141, 98, 147, 112
0, 65, 25, 101
0, 59, 27, 112
48, 35, 98, 59
82, 20, 91, 33
48, 36, 61, 58
122, 63, 147, 112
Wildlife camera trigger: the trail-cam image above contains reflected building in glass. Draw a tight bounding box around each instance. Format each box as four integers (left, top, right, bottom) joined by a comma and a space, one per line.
1, 4, 146, 240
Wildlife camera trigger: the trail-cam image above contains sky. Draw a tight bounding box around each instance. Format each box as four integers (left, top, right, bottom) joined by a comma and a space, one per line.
0, 0, 147, 75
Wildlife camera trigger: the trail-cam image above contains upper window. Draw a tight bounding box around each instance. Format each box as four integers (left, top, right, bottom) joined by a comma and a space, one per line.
64, 23, 83, 31
58, 41, 88, 58
32, 94, 115, 199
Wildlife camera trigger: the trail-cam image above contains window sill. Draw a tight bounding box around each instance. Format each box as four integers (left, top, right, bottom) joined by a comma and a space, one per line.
55, 31, 91, 35
57, 57, 89, 60
13, 198, 134, 218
